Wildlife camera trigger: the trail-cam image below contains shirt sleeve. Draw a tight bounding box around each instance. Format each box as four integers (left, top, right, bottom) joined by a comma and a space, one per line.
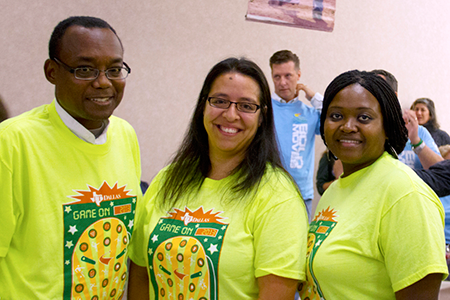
0, 144, 18, 258
414, 160, 450, 197
128, 196, 148, 267
439, 130, 450, 146
253, 191, 308, 281
310, 93, 323, 112
380, 190, 448, 292
128, 173, 163, 267
420, 126, 440, 155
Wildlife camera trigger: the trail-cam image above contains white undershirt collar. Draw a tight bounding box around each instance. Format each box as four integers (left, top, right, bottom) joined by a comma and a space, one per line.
271, 92, 300, 104
54, 99, 109, 145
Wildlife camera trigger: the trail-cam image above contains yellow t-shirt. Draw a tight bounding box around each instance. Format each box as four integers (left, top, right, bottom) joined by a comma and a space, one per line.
300, 152, 448, 300
0, 101, 141, 299
129, 165, 308, 299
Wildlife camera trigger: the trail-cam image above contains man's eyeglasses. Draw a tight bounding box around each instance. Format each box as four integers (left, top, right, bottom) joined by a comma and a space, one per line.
52, 58, 131, 80
207, 97, 261, 113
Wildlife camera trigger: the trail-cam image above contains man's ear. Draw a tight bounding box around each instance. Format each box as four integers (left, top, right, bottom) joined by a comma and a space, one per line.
297, 69, 302, 79
44, 59, 57, 85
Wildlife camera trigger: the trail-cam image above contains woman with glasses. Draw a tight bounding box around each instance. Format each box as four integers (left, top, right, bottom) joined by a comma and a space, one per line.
128, 57, 308, 299
299, 70, 447, 300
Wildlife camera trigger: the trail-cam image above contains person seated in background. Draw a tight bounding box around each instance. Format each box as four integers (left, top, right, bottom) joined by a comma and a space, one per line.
401, 109, 443, 169
371, 69, 443, 169
315, 150, 342, 196
300, 70, 447, 299
411, 97, 450, 147
128, 57, 308, 300
409, 99, 450, 196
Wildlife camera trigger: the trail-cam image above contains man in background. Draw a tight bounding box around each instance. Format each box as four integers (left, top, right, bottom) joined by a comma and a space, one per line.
270, 50, 323, 216
0, 16, 141, 299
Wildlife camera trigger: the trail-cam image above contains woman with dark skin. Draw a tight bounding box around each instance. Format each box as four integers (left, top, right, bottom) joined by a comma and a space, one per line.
300, 70, 447, 300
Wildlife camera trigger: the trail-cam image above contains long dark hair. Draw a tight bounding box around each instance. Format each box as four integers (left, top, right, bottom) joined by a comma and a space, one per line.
158, 57, 283, 208
320, 70, 408, 158
411, 98, 439, 130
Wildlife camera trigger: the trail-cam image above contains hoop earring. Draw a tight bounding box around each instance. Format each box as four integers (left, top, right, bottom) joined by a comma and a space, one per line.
323, 140, 338, 161
385, 141, 398, 159
327, 150, 337, 161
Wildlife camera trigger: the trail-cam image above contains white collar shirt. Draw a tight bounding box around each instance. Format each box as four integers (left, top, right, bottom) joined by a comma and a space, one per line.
54, 99, 109, 145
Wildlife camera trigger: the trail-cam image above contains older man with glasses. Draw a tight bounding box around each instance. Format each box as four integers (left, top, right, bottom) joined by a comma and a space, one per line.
0, 16, 141, 299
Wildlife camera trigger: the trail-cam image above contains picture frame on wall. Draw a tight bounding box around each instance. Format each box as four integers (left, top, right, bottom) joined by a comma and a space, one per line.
246, 0, 336, 32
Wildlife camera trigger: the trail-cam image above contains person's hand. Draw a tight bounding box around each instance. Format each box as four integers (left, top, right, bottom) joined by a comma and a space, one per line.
296, 83, 316, 101
402, 110, 420, 145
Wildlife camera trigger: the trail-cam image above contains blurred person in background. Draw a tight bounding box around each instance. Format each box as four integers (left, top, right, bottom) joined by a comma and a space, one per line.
411, 97, 450, 147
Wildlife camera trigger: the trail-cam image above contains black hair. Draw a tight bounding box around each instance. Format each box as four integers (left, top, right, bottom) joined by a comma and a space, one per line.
320, 70, 408, 158
371, 69, 398, 93
158, 57, 284, 208
411, 98, 440, 130
270, 50, 300, 70
0, 95, 8, 122
48, 16, 122, 60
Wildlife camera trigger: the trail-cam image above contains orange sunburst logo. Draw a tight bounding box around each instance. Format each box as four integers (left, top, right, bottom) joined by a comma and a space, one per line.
165, 207, 227, 226
67, 181, 134, 207
313, 206, 338, 222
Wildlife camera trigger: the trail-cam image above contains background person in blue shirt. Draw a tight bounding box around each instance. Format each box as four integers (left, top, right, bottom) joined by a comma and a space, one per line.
371, 69, 443, 169
269, 50, 323, 217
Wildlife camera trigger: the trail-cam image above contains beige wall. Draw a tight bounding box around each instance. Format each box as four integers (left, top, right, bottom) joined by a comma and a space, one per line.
2, 0, 450, 211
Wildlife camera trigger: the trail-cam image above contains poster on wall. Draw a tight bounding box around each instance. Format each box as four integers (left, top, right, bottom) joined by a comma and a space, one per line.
246, 0, 336, 32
